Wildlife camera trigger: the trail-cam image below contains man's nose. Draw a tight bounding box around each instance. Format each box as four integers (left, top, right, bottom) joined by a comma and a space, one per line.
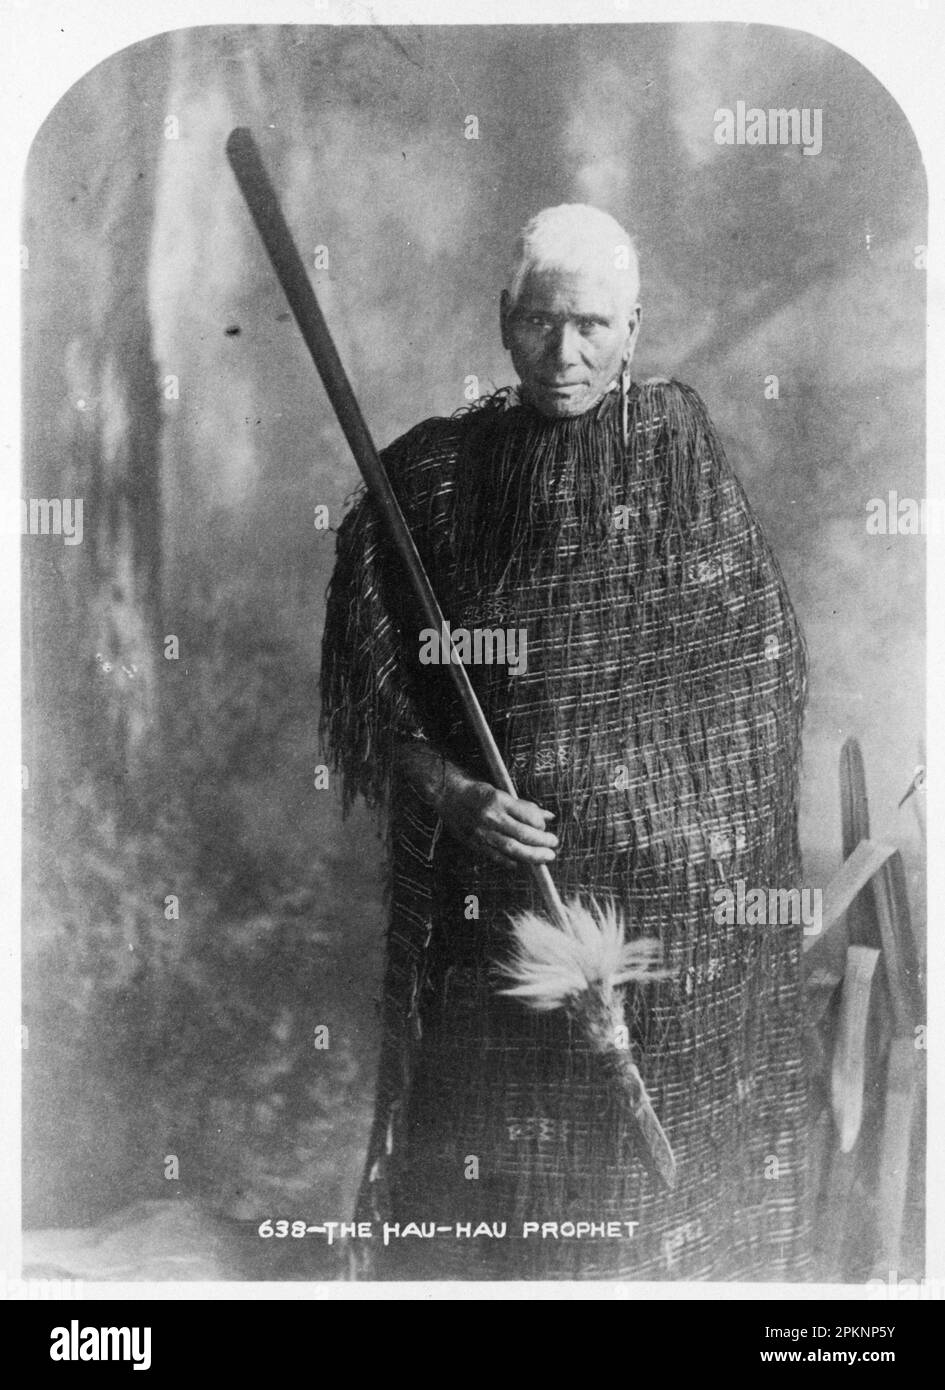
547, 322, 582, 365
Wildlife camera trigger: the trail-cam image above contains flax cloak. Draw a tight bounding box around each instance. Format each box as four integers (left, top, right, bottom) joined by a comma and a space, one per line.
320, 378, 811, 1280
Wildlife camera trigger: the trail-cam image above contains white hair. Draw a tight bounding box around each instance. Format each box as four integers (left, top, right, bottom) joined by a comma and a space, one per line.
506, 204, 640, 314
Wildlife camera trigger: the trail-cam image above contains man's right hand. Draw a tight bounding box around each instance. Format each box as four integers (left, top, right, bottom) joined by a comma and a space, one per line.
438, 779, 558, 867
394, 739, 557, 866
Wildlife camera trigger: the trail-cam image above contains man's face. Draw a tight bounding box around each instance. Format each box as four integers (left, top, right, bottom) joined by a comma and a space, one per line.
500, 266, 640, 419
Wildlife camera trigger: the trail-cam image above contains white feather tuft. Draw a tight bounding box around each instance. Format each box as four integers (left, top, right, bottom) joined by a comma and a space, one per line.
499, 896, 667, 1010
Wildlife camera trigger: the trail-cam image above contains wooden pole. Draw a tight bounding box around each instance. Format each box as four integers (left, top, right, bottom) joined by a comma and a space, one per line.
225, 127, 566, 925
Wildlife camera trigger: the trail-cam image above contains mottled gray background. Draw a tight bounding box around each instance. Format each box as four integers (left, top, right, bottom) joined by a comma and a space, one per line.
22, 24, 925, 1265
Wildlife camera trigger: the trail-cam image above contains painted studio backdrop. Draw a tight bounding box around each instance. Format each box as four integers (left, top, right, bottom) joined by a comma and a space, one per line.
22, 24, 925, 1278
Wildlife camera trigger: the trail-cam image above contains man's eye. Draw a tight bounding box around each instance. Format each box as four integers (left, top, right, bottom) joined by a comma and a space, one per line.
526, 315, 552, 329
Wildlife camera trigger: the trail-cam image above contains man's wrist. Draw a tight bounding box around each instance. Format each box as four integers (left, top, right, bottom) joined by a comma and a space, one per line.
393, 739, 474, 816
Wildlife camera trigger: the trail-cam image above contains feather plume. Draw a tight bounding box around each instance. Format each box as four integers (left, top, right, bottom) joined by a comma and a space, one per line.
499, 896, 677, 1190
499, 896, 667, 1011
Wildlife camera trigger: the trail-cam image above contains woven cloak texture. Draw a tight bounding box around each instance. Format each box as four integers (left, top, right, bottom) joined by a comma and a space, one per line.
320, 379, 810, 1280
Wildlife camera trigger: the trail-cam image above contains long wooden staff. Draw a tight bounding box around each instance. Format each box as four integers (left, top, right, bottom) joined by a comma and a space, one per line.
225, 128, 567, 924
225, 127, 676, 1189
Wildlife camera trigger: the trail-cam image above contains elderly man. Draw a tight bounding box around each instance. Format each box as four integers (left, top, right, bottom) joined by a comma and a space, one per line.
321, 204, 809, 1281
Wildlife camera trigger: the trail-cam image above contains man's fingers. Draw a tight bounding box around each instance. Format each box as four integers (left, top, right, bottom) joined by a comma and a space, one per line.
479, 828, 556, 864
489, 809, 558, 848
496, 793, 558, 835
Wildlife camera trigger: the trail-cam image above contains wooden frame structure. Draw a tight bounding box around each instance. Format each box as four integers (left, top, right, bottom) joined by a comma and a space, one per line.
805, 738, 925, 1280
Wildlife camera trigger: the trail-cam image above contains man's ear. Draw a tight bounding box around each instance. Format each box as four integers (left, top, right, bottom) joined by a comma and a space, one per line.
500, 289, 512, 350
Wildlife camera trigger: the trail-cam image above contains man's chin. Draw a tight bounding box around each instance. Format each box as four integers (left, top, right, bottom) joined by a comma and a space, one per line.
526, 385, 598, 418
